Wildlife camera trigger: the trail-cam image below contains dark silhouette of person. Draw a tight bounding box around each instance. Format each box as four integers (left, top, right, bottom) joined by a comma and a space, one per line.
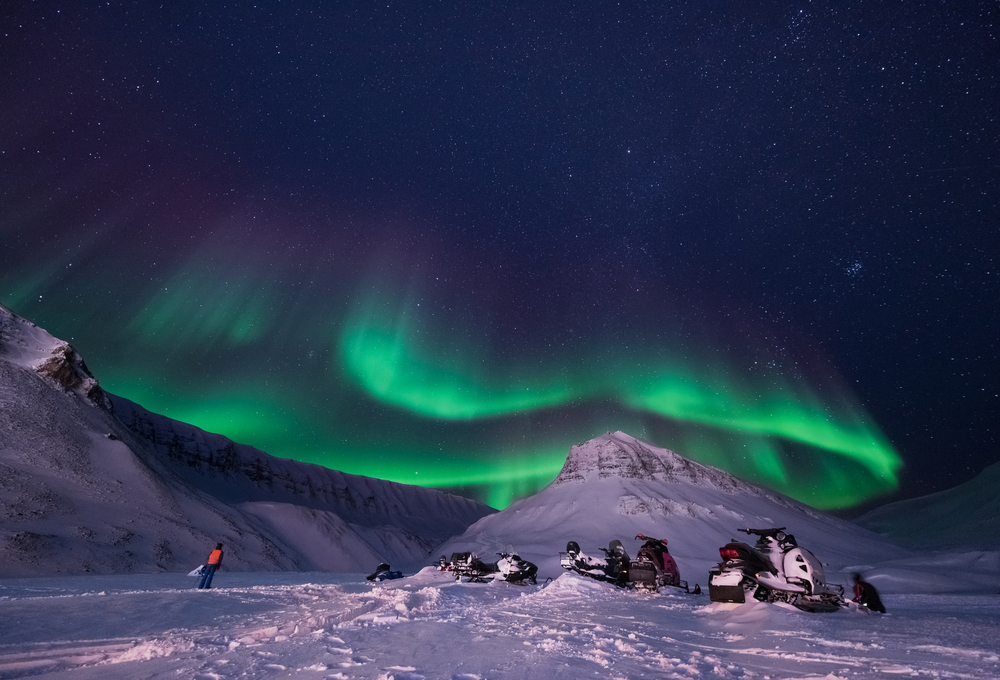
198, 543, 224, 589
853, 573, 886, 613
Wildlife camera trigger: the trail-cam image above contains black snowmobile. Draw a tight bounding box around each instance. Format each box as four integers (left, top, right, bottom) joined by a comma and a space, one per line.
708, 527, 846, 612
561, 535, 688, 592
366, 562, 404, 582
448, 551, 499, 583
560, 539, 631, 587
447, 549, 538, 585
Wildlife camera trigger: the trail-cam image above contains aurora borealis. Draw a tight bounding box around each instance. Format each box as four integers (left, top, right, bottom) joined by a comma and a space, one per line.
2, 2, 996, 510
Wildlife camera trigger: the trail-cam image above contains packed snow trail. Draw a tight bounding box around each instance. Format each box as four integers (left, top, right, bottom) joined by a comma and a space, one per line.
1, 570, 999, 679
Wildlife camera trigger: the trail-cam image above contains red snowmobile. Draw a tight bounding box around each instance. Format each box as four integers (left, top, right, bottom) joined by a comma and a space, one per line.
630, 534, 687, 592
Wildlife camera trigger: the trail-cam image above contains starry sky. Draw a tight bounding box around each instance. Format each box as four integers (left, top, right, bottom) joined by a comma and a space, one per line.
2, 2, 996, 511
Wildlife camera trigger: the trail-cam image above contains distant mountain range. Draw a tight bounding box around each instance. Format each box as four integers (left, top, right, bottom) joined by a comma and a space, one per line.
0, 304, 493, 577
855, 461, 1000, 548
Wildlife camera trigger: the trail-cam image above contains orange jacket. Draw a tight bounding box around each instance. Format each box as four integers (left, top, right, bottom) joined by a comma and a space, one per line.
207, 549, 223, 565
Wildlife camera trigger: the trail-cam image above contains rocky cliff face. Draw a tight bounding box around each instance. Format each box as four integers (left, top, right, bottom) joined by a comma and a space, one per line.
553, 431, 769, 498
109, 394, 491, 541
0, 307, 108, 408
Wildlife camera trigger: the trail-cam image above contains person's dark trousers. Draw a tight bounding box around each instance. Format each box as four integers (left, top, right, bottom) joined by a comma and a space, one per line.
198, 564, 218, 589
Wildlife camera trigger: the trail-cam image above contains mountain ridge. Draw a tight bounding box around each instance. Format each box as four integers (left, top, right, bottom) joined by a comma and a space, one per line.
855, 460, 1000, 548
0, 304, 493, 577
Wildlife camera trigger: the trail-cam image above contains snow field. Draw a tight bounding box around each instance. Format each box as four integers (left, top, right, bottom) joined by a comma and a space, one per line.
1, 569, 998, 679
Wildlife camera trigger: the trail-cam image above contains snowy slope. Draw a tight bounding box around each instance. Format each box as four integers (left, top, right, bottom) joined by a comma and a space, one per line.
1, 568, 998, 679
855, 460, 1000, 548
0, 305, 493, 577
437, 431, 913, 590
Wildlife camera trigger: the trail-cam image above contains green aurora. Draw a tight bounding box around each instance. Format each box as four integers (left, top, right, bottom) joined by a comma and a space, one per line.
338, 284, 902, 508
3, 260, 902, 510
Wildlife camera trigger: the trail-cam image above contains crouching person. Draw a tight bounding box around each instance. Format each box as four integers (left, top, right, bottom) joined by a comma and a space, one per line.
853, 572, 886, 613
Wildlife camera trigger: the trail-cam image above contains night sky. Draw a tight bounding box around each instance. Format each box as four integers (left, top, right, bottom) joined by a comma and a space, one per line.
2, 2, 996, 511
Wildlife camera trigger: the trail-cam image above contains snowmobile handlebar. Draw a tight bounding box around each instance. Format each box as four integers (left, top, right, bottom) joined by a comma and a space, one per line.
738, 527, 787, 537
635, 533, 667, 545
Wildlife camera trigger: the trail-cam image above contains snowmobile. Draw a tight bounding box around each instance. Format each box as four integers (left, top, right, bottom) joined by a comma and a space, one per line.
559, 534, 688, 592
561, 536, 689, 593
448, 551, 499, 583
495, 549, 538, 585
560, 539, 631, 587
366, 562, 404, 582
630, 533, 688, 592
447, 549, 538, 584
708, 527, 846, 612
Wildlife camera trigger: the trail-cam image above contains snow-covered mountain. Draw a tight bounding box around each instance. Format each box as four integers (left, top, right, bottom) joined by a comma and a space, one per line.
855, 460, 1000, 548
0, 305, 493, 577
438, 431, 911, 587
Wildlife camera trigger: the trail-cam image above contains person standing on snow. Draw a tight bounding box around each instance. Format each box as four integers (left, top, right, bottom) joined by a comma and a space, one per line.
198, 543, 224, 589
853, 573, 886, 613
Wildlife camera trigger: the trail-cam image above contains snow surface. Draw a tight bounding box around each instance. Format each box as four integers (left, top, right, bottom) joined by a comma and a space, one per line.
1, 566, 998, 679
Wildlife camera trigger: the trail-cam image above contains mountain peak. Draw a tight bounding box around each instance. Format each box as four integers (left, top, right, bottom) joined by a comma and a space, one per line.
552, 431, 760, 495
0, 304, 108, 407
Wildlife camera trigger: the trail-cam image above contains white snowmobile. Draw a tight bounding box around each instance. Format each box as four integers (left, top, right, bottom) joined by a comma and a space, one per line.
495, 548, 538, 585
708, 527, 846, 612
